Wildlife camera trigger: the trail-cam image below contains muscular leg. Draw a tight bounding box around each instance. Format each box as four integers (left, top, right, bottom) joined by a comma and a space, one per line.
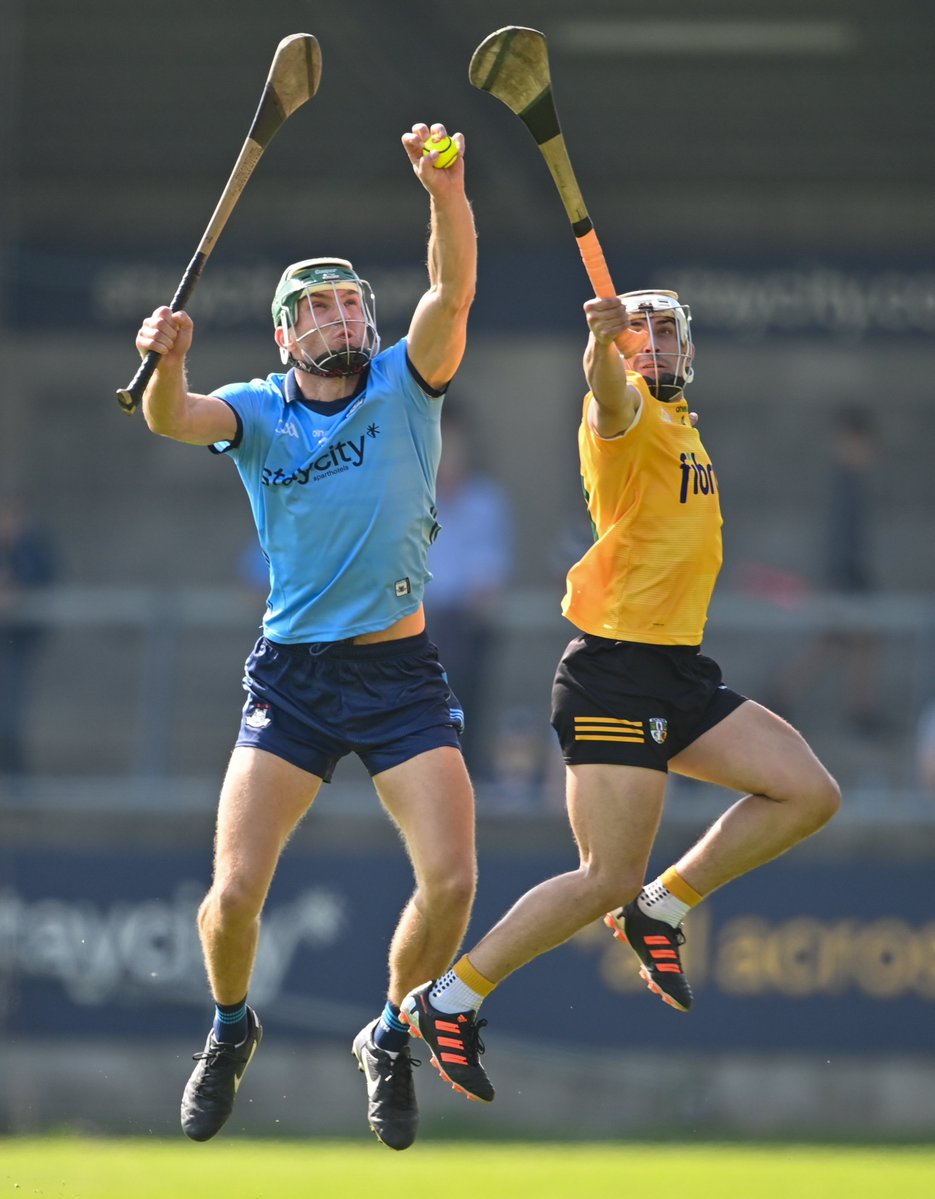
198, 746, 322, 1002
468, 763, 666, 985
668, 699, 841, 896
398, 765, 665, 1104
374, 746, 477, 1005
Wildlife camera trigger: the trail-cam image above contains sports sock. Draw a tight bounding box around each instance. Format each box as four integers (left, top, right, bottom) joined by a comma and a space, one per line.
212, 997, 248, 1045
636, 866, 703, 928
429, 955, 496, 1014
373, 1001, 410, 1055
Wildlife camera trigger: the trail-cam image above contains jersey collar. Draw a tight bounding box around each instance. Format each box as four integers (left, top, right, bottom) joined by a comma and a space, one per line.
284, 366, 370, 413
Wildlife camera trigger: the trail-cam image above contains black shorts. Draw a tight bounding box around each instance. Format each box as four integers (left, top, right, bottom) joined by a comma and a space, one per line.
235, 632, 463, 781
550, 634, 746, 772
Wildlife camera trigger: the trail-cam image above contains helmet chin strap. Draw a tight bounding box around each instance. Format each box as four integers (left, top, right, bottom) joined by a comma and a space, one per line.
642, 372, 685, 403
647, 381, 680, 405
289, 346, 370, 378
278, 273, 380, 379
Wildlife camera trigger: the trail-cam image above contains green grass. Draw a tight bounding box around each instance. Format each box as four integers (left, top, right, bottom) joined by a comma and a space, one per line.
2, 1138, 933, 1199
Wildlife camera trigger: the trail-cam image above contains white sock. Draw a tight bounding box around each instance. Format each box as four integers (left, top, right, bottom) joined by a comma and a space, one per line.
429, 969, 484, 1014
637, 878, 691, 927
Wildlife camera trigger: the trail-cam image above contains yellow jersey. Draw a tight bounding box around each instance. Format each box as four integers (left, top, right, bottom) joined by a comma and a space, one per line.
562, 374, 723, 645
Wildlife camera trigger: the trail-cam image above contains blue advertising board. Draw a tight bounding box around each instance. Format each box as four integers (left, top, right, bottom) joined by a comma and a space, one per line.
9, 242, 935, 341
2, 839, 932, 1055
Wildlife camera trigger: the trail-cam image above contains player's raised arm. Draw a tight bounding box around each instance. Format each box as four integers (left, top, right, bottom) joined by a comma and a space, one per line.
138, 307, 238, 445
583, 296, 643, 438
401, 123, 477, 392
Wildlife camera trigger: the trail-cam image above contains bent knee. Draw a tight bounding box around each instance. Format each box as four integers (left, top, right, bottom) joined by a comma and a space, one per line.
777, 765, 841, 831
811, 770, 842, 826
577, 866, 644, 923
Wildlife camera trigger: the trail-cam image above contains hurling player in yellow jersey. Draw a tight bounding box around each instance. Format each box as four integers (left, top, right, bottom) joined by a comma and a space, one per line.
398, 290, 841, 1103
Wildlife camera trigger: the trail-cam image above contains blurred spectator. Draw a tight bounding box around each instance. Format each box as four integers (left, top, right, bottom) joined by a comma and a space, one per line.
478, 707, 550, 814
424, 404, 514, 774
769, 407, 884, 734
0, 495, 57, 776
916, 702, 935, 796
824, 406, 878, 595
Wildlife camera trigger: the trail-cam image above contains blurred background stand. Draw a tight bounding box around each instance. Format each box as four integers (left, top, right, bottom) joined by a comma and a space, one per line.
3, 0, 935, 1141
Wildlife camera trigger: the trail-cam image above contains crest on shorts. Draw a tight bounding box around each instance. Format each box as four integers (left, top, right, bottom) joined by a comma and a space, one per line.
245, 701, 272, 730
649, 717, 668, 745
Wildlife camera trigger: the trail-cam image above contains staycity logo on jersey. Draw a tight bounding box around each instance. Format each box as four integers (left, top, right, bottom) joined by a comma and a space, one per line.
0, 883, 346, 1007
262, 423, 382, 488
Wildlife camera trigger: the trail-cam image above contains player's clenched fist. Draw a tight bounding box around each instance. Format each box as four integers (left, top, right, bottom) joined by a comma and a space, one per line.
136, 307, 194, 365
584, 297, 644, 357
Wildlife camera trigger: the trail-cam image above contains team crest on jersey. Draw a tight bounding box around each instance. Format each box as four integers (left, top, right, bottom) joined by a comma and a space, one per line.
649, 717, 668, 745
245, 701, 272, 730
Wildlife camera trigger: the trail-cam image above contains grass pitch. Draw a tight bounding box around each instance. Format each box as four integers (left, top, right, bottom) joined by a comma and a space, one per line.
2, 1137, 933, 1199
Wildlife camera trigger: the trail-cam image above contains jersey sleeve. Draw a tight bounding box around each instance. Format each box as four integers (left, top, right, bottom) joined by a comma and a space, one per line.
208, 376, 280, 461
582, 374, 649, 456
384, 339, 444, 408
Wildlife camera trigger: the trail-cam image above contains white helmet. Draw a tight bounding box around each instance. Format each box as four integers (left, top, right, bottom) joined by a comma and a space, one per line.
620, 289, 694, 398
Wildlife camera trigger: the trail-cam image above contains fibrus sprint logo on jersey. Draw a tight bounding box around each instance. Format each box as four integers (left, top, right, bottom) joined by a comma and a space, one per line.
678, 452, 717, 504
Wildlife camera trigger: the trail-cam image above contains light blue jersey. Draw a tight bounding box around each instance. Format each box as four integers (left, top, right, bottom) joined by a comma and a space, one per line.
211, 339, 443, 642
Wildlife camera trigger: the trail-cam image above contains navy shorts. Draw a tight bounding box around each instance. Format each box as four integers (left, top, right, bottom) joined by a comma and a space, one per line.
235, 632, 464, 781
550, 634, 746, 772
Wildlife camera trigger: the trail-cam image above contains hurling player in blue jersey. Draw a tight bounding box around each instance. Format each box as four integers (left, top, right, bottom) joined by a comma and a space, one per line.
134, 123, 477, 1152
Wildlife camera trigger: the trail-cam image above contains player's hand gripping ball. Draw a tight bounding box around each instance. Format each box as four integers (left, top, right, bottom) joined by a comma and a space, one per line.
422, 133, 459, 169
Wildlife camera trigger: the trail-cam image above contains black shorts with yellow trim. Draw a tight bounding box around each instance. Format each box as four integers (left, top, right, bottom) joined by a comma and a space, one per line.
550, 634, 746, 773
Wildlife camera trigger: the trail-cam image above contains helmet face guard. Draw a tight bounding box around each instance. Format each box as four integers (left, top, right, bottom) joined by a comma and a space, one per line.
272, 257, 380, 377
620, 289, 694, 400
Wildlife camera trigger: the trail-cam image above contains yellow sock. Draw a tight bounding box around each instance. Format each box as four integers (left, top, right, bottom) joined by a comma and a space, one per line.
660, 866, 704, 907
638, 867, 703, 926
453, 954, 496, 997
429, 954, 496, 1013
